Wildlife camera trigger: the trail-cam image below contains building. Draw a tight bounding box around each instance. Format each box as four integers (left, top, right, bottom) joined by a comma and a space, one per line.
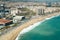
4, 7, 11, 14
0, 4, 5, 18
51, 2, 60, 7
11, 7, 18, 16
0, 19, 13, 29
13, 16, 25, 23
0, 4, 11, 18
37, 8, 45, 15
46, 2, 51, 7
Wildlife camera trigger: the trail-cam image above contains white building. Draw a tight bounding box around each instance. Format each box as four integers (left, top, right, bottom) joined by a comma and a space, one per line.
11, 8, 18, 16
37, 8, 45, 15
13, 16, 25, 23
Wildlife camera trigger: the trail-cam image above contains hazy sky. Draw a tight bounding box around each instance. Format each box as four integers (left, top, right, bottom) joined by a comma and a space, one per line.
1, 0, 60, 2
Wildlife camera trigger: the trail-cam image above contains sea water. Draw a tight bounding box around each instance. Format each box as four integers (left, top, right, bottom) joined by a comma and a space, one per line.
17, 15, 60, 40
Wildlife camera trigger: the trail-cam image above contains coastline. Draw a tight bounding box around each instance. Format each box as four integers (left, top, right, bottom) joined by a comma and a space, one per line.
0, 12, 60, 40
15, 14, 60, 40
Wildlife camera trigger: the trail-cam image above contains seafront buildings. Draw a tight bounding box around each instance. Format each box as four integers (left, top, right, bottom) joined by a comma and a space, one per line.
0, 2, 60, 28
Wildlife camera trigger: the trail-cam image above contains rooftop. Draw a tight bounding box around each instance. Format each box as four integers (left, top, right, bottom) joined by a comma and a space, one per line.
0, 19, 12, 24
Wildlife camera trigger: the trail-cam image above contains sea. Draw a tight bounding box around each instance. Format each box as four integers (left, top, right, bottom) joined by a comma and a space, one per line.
16, 15, 60, 40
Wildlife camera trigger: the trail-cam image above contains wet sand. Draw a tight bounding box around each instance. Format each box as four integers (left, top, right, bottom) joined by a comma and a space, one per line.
0, 12, 60, 40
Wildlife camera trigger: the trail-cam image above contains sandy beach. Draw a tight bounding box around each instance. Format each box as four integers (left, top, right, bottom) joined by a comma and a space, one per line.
0, 12, 60, 40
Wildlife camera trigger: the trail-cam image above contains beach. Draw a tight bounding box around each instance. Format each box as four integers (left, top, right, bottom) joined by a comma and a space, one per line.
0, 12, 60, 40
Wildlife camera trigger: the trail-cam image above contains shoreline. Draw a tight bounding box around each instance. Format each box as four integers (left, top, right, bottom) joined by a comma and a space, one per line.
15, 14, 60, 40
0, 12, 60, 40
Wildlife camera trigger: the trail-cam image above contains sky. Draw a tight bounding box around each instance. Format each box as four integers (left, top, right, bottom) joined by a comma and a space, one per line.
1, 0, 60, 2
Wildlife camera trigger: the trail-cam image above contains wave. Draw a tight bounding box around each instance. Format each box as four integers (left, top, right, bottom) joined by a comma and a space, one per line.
15, 21, 42, 40
46, 15, 60, 20
15, 14, 60, 40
